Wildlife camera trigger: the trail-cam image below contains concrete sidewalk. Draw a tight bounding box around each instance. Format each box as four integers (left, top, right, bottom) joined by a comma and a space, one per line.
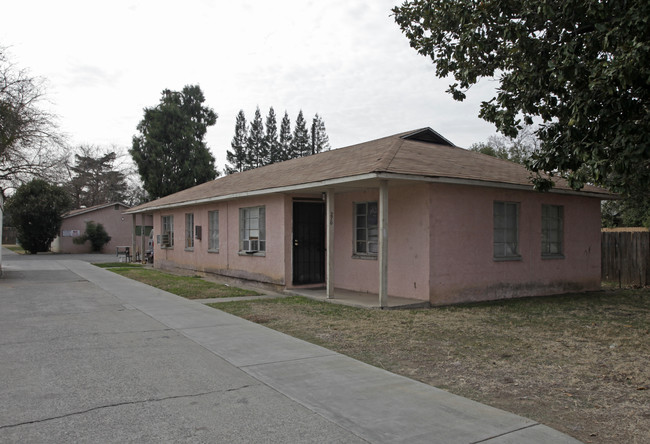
0, 251, 581, 443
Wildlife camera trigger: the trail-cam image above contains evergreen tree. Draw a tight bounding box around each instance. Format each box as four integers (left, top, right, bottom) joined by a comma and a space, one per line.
278, 111, 292, 162
247, 107, 266, 169
67, 146, 128, 207
290, 110, 310, 158
228, 107, 329, 167
225, 110, 248, 174
265, 107, 280, 164
310, 114, 330, 154
130, 85, 218, 199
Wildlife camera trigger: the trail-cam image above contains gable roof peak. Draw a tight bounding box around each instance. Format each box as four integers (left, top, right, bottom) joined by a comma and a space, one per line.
399, 127, 455, 147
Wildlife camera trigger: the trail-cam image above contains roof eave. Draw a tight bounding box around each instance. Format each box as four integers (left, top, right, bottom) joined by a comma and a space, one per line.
64, 202, 129, 218
373, 173, 614, 199
124, 172, 612, 214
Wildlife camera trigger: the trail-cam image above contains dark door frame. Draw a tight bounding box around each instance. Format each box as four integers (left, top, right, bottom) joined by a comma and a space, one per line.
292, 200, 326, 285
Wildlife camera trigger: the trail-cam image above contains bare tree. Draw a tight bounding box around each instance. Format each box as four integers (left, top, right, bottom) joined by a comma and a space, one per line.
0, 47, 67, 197
469, 126, 540, 165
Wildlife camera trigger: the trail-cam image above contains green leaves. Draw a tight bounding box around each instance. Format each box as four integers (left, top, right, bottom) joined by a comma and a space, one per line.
5, 179, 72, 254
394, 0, 650, 196
73, 221, 112, 252
130, 85, 218, 199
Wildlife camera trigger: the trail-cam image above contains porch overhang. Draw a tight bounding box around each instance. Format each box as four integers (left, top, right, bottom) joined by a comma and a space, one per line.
123, 172, 612, 216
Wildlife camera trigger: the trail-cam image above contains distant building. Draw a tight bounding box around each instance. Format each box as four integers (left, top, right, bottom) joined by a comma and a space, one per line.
53, 202, 152, 256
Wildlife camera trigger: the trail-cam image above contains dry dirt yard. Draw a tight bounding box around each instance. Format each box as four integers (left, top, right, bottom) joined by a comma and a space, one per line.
213, 287, 650, 444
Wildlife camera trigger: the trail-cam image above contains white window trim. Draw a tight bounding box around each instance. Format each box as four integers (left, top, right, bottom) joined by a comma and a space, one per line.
353, 201, 379, 258
239, 206, 266, 256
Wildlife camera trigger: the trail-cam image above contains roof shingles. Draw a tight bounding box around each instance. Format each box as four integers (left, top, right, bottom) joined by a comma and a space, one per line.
127, 128, 610, 214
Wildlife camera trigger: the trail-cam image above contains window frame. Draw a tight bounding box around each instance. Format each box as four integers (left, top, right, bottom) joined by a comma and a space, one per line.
541, 204, 564, 258
354, 201, 379, 257
161, 215, 174, 248
239, 206, 266, 255
208, 210, 219, 253
493, 201, 520, 260
185, 213, 194, 250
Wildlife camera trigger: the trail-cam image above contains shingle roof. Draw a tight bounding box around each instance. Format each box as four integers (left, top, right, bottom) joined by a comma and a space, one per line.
64, 202, 128, 218
126, 128, 611, 214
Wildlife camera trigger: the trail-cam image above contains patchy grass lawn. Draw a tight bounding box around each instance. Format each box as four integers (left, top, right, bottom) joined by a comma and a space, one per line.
2, 245, 26, 254
106, 267, 261, 299
94, 262, 145, 268
211, 289, 650, 444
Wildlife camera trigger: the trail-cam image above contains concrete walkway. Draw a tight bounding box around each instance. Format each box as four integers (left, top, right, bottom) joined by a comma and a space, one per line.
0, 249, 581, 443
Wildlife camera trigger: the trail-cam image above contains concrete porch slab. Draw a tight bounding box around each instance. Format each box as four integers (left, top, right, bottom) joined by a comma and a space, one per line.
286, 287, 430, 309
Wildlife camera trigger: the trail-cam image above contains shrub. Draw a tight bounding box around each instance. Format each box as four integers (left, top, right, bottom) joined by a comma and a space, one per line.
4, 179, 72, 254
73, 221, 112, 252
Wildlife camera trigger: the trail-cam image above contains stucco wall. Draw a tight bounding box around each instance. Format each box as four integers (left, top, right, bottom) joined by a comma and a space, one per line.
332, 184, 431, 301
153, 194, 288, 286
428, 183, 602, 305
56, 205, 146, 254
147, 181, 602, 305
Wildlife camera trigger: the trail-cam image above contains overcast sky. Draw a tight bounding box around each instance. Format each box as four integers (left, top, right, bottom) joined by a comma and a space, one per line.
2, 0, 500, 171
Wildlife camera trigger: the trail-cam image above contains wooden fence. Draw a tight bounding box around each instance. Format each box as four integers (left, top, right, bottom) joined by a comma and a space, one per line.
601, 228, 650, 286
2, 227, 17, 245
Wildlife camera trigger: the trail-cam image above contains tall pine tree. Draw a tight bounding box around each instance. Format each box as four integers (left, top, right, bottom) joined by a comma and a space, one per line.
226, 110, 248, 174
278, 111, 293, 162
290, 110, 310, 158
247, 107, 266, 169
310, 114, 330, 154
68, 147, 128, 208
227, 107, 330, 171
130, 85, 218, 199
264, 107, 280, 165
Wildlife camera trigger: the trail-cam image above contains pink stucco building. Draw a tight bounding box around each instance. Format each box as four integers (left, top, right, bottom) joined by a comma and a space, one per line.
126, 128, 610, 306
53, 202, 152, 256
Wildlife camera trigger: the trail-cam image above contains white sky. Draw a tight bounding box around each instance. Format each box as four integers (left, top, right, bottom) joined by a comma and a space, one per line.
1, 0, 500, 171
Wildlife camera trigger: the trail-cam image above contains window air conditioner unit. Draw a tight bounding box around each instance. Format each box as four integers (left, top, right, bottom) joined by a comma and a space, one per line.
161, 233, 170, 247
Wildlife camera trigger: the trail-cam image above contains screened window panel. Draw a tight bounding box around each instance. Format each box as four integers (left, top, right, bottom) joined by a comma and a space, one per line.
542, 205, 563, 256
208, 210, 219, 251
161, 215, 174, 247
355, 201, 378, 255
185, 213, 194, 249
493, 201, 519, 258
240, 206, 266, 252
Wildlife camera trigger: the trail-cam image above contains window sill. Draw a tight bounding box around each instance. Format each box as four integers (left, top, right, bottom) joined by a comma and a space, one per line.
352, 254, 377, 261
185, 248, 194, 252
208, 249, 220, 254
493, 255, 522, 262
542, 254, 565, 260
238, 251, 266, 257
161, 246, 174, 250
